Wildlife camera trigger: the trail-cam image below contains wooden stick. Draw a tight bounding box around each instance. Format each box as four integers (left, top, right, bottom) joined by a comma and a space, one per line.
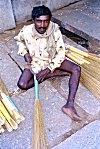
0, 110, 13, 132
0, 92, 25, 124
65, 45, 89, 57
66, 52, 84, 65
0, 101, 18, 130
70, 52, 90, 64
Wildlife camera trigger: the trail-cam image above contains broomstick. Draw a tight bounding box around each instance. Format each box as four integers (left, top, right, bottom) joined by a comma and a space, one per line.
32, 74, 47, 149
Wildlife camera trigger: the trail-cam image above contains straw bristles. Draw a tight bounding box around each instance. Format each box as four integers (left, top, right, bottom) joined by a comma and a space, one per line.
65, 45, 100, 99
33, 100, 47, 149
81, 69, 100, 99
88, 54, 100, 64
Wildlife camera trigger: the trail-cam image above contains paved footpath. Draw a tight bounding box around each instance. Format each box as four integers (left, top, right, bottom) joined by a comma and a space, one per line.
0, 2, 100, 148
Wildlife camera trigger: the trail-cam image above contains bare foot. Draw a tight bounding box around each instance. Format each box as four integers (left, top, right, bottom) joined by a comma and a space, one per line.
61, 105, 82, 122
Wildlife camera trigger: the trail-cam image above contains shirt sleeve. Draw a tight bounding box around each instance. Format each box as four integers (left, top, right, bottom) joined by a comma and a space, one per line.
48, 29, 65, 71
14, 27, 28, 56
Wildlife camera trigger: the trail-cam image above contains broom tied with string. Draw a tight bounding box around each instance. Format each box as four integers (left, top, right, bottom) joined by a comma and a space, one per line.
0, 78, 25, 124
0, 77, 25, 133
32, 73, 47, 149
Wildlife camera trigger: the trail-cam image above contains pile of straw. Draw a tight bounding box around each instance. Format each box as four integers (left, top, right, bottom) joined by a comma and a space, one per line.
0, 77, 25, 133
65, 45, 100, 100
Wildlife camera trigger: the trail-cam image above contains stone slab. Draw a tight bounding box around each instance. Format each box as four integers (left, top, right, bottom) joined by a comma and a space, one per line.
52, 120, 100, 149
0, 46, 21, 92
47, 0, 81, 11
0, 0, 15, 33
40, 81, 72, 144
60, 77, 100, 115
53, 0, 100, 52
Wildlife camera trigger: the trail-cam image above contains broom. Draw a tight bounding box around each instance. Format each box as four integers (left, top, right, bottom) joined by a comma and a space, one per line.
0, 77, 25, 124
32, 74, 47, 149
0, 76, 25, 132
65, 45, 100, 99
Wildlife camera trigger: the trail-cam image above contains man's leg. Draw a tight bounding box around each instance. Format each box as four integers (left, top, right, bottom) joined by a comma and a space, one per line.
17, 68, 34, 90
45, 59, 81, 121
59, 60, 81, 121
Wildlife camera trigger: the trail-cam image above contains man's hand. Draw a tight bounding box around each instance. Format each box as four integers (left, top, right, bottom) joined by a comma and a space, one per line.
24, 53, 32, 63
36, 68, 51, 82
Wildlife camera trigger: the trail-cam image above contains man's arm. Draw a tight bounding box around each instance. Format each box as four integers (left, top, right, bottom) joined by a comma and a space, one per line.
14, 27, 28, 57
24, 53, 32, 63
14, 27, 32, 65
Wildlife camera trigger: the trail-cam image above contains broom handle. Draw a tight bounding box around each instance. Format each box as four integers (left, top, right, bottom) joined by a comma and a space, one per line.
34, 74, 39, 99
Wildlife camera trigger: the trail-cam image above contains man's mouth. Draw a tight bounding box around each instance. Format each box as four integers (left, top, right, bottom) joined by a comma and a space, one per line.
38, 28, 46, 33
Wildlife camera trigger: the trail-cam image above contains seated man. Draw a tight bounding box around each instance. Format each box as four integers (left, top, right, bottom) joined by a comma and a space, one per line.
14, 5, 81, 121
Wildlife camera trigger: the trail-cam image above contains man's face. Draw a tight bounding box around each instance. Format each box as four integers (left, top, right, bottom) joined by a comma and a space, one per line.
33, 15, 50, 34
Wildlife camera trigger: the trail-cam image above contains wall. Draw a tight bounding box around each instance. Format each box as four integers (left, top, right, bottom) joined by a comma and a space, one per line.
0, 0, 82, 33
0, 0, 15, 33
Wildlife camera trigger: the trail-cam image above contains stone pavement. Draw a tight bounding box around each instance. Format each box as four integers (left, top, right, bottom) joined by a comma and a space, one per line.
53, 0, 100, 54
0, 4, 100, 149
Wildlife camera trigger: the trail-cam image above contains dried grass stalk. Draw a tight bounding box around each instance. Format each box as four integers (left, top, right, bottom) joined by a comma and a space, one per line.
33, 100, 47, 149
81, 68, 100, 99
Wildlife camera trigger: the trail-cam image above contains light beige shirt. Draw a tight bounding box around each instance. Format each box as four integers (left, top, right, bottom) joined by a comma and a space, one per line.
14, 21, 65, 73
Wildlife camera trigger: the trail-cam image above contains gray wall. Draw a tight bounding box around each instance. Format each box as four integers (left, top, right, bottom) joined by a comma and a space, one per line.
0, 0, 15, 33
0, 0, 82, 33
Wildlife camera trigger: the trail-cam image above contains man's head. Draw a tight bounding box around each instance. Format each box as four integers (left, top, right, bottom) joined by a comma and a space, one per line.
32, 5, 52, 34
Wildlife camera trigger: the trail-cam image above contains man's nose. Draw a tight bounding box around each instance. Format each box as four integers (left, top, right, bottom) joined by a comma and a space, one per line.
41, 21, 45, 27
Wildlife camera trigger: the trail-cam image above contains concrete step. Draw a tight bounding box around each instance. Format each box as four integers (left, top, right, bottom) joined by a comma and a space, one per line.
53, 0, 100, 53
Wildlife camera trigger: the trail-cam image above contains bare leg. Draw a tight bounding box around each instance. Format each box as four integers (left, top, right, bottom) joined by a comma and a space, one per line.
17, 68, 69, 90
57, 60, 82, 121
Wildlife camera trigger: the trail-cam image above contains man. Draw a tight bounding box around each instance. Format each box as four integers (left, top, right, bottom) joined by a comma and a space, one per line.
14, 5, 81, 121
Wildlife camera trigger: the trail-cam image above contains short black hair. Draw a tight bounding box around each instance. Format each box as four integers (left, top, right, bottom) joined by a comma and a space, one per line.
32, 5, 52, 20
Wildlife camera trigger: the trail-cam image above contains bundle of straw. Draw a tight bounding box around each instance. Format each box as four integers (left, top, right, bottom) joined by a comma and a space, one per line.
65, 45, 100, 100
0, 77, 25, 133
32, 74, 47, 149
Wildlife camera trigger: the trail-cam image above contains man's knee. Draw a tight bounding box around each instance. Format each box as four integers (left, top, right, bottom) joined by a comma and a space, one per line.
73, 64, 81, 74
17, 80, 28, 90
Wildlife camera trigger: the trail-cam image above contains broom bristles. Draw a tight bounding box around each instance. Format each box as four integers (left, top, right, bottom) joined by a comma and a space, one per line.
65, 46, 100, 99
88, 54, 100, 64
33, 100, 47, 149
81, 68, 100, 99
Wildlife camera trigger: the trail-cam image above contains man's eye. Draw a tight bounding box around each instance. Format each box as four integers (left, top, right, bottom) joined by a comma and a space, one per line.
45, 20, 49, 23
37, 20, 41, 23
